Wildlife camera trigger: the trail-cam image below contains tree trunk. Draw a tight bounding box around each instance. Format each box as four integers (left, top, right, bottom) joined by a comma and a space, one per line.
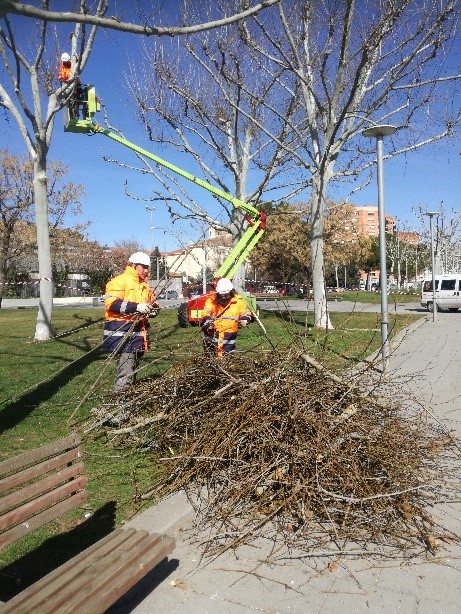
33, 151, 53, 341
0, 225, 10, 309
232, 262, 246, 294
310, 174, 333, 330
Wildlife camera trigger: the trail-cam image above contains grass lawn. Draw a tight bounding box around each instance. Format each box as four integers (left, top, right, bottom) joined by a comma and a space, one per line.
335, 290, 420, 304
0, 303, 422, 587
285, 289, 421, 304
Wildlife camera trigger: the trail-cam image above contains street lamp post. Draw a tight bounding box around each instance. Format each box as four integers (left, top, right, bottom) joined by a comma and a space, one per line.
425, 211, 439, 323
362, 124, 397, 376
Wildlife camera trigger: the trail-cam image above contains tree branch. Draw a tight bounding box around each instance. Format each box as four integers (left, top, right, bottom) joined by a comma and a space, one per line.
0, 0, 281, 35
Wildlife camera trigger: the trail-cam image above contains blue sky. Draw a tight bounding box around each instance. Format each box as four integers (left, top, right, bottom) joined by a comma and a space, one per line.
8, 3, 461, 250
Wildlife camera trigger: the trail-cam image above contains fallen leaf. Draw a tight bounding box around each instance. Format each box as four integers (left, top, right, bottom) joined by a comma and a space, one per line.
170, 579, 188, 589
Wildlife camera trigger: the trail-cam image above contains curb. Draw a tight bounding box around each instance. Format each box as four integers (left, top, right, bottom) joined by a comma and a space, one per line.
123, 490, 194, 536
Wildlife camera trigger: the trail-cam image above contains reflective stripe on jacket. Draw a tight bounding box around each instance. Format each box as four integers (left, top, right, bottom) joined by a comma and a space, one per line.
102, 266, 154, 354
201, 294, 252, 357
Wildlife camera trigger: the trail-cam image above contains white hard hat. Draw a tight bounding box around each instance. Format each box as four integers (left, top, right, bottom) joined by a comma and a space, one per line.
216, 278, 234, 294
61, 53, 71, 62
128, 252, 151, 267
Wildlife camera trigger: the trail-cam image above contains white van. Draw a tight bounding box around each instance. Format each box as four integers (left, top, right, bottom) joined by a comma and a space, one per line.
420, 274, 461, 312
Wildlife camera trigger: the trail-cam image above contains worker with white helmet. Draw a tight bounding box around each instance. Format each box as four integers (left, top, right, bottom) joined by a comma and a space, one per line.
57, 51, 87, 119
200, 278, 254, 357
58, 52, 72, 82
103, 252, 160, 391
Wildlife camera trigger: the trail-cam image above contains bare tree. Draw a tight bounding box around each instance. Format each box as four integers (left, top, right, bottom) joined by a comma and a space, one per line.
0, 1, 104, 338
414, 202, 461, 274
0, 0, 279, 340
241, 0, 461, 328
122, 7, 299, 289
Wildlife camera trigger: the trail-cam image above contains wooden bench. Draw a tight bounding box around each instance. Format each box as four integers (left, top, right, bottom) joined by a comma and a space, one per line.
0, 434, 175, 614
254, 293, 284, 301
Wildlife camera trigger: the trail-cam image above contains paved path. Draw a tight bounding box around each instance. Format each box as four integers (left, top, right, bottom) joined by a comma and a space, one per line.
256, 297, 423, 315
111, 311, 461, 613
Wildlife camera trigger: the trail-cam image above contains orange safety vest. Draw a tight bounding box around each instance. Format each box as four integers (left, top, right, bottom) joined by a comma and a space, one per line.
58, 63, 72, 82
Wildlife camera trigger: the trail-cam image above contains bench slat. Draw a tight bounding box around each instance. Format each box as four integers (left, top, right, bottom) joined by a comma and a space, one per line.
0, 474, 87, 532
0, 448, 83, 495
0, 489, 88, 550
0, 435, 81, 479
0, 462, 86, 515
0, 528, 175, 614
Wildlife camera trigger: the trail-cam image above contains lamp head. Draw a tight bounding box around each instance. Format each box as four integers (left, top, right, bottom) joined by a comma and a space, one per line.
362, 124, 397, 138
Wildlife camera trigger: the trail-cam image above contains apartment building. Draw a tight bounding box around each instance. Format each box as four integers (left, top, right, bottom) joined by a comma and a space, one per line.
160, 228, 233, 283
351, 205, 396, 237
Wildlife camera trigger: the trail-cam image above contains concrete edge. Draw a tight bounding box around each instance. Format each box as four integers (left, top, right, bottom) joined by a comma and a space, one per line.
123, 490, 194, 536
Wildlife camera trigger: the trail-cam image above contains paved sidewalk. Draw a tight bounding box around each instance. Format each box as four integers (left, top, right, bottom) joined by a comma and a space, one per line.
110, 312, 461, 614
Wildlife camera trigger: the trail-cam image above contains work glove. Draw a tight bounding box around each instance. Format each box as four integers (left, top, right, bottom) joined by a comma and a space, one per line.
201, 320, 214, 335
239, 319, 249, 327
136, 302, 150, 314
149, 302, 160, 318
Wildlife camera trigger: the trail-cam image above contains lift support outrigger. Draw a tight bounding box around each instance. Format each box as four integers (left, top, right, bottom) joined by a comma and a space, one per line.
64, 85, 267, 324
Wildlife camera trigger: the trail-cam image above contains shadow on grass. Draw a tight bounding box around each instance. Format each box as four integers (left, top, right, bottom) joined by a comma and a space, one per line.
0, 347, 103, 434
0, 500, 116, 601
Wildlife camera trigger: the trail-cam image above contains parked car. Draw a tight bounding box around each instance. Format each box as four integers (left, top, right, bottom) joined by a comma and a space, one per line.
158, 290, 179, 300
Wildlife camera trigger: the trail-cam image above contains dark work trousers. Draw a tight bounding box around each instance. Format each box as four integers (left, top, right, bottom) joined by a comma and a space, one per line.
114, 351, 143, 392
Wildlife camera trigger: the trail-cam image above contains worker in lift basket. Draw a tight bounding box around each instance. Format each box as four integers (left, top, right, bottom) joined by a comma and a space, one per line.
57, 52, 86, 119
200, 278, 254, 357
103, 252, 160, 392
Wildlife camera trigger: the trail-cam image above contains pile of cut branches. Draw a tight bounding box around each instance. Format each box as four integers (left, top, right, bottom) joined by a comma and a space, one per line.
90, 351, 461, 557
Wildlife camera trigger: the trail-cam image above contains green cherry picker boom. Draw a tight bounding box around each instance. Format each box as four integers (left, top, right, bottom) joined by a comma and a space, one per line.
64, 86, 266, 326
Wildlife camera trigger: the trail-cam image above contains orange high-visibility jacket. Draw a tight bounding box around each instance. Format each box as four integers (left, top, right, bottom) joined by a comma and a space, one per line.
201, 294, 253, 356
103, 266, 154, 354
